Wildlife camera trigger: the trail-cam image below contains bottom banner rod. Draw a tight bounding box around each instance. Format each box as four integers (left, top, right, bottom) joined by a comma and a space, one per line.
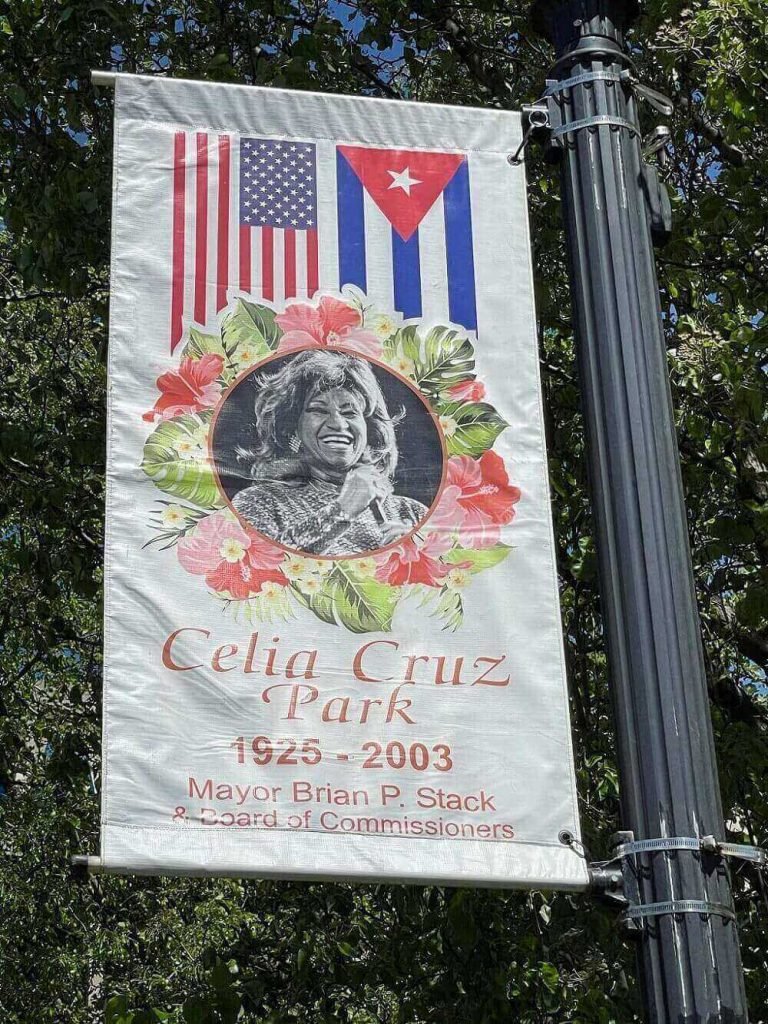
71, 855, 104, 879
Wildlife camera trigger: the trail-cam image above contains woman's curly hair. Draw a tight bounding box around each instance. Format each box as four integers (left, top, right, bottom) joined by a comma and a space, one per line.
238, 349, 401, 479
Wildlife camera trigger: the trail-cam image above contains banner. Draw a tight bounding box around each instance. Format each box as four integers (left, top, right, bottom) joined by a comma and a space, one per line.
101, 74, 587, 889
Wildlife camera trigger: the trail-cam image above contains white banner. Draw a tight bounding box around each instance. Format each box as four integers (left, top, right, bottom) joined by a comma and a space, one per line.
101, 74, 587, 889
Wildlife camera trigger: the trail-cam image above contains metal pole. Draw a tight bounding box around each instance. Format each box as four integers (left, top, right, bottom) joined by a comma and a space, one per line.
529, 1, 749, 1020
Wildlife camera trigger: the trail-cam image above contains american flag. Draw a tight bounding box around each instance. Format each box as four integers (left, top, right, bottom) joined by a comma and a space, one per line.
170, 131, 476, 352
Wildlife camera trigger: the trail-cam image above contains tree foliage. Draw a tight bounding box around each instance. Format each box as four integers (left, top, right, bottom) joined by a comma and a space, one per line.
1, 1, 767, 1021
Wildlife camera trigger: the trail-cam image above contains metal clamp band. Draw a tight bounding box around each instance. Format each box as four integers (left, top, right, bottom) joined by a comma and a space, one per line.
551, 114, 639, 139
544, 71, 624, 96
623, 900, 736, 923
615, 836, 701, 857
552, 46, 636, 74
614, 835, 767, 868
708, 838, 767, 868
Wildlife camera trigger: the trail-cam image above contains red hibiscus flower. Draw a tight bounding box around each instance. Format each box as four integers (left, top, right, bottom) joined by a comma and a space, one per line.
177, 511, 288, 599
446, 379, 486, 403
275, 296, 381, 357
374, 532, 457, 587
143, 354, 224, 422
429, 451, 521, 549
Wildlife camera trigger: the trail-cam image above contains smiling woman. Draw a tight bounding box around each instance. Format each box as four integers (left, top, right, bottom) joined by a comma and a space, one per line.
216, 349, 440, 557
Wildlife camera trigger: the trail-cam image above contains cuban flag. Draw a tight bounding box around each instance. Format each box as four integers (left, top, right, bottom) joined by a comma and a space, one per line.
169, 134, 477, 351
335, 146, 477, 332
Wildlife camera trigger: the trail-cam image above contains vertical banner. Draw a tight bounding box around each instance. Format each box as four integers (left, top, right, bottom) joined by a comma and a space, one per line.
101, 75, 588, 889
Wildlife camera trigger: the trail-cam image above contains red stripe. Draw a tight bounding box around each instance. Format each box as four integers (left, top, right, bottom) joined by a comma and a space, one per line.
262, 226, 274, 301
306, 228, 319, 297
239, 225, 251, 293
284, 229, 296, 299
216, 136, 230, 312
194, 133, 208, 324
171, 132, 186, 352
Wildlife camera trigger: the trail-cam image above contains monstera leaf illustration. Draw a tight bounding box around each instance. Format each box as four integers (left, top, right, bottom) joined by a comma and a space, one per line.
441, 401, 508, 457
415, 326, 476, 397
385, 325, 476, 398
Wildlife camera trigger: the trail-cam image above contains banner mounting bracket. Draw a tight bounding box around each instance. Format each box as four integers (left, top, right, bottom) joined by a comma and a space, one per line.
587, 830, 766, 935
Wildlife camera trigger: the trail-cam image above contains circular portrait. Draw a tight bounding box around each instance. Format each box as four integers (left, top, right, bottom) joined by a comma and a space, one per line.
211, 348, 445, 557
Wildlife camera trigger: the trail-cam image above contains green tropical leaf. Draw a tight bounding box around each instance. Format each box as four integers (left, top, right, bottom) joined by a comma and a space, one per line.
182, 327, 226, 362
410, 584, 463, 630
221, 297, 281, 358
331, 565, 399, 633
444, 543, 512, 573
414, 326, 475, 397
141, 415, 223, 509
294, 564, 398, 633
431, 587, 463, 631
384, 324, 422, 367
291, 584, 339, 627
235, 589, 295, 625
443, 401, 508, 457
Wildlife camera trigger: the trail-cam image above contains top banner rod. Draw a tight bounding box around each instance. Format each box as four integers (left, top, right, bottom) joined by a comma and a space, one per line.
91, 70, 117, 87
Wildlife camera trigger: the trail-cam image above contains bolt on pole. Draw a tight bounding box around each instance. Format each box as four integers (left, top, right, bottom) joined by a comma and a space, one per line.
529, 1, 749, 1021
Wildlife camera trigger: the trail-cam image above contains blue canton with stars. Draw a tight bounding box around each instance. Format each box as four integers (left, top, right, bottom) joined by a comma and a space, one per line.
239, 138, 318, 230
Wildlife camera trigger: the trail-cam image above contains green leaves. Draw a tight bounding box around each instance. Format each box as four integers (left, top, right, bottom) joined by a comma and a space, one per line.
180, 958, 242, 1024
330, 566, 399, 632
141, 415, 223, 509
182, 327, 227, 362
415, 326, 476, 396
220, 298, 281, 358
387, 324, 476, 400
414, 584, 464, 631
105, 996, 169, 1024
441, 400, 508, 457
444, 543, 512, 573
447, 891, 479, 953
293, 564, 399, 633
736, 585, 768, 629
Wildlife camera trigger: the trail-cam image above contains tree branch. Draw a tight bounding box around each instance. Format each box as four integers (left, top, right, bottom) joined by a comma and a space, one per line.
677, 94, 746, 167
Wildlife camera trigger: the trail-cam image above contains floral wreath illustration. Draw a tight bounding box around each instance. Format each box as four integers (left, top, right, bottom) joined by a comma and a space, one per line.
141, 290, 521, 634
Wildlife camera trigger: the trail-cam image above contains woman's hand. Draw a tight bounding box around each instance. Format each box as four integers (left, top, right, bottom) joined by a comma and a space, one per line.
378, 522, 408, 544
337, 464, 390, 520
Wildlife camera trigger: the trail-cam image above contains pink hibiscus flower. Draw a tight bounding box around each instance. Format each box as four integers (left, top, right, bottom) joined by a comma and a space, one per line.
446, 379, 486, 403
275, 296, 381, 357
177, 511, 287, 599
374, 532, 457, 588
143, 354, 224, 422
429, 451, 521, 549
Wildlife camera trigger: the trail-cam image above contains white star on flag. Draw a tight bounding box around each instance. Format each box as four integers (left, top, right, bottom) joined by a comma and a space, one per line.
387, 167, 422, 195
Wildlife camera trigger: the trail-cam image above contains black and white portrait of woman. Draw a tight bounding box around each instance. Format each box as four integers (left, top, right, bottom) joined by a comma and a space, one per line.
211, 349, 444, 557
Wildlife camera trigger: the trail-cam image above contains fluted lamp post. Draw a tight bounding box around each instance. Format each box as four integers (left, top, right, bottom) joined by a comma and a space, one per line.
529, 1, 750, 1020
